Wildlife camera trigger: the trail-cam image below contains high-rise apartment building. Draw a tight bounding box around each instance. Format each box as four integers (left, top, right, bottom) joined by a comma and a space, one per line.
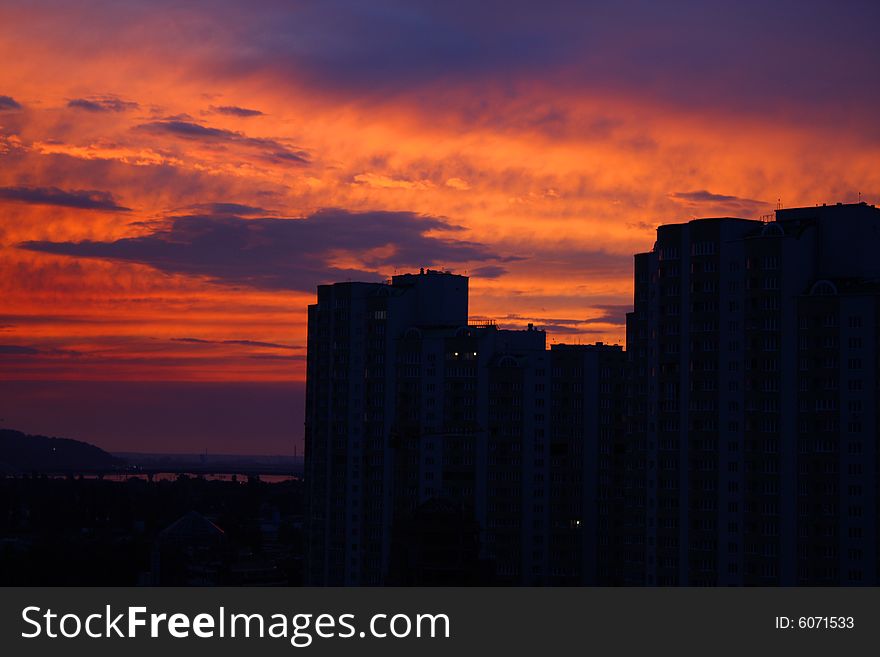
547, 343, 626, 584
624, 202, 880, 585
306, 202, 880, 587
304, 270, 468, 585
304, 269, 624, 585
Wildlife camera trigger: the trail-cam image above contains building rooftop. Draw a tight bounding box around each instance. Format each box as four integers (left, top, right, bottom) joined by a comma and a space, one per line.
551, 342, 623, 352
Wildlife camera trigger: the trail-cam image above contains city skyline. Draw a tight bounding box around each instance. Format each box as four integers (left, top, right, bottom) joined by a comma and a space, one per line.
5, 200, 880, 587
2, 205, 876, 455
2, 1, 880, 454
305, 201, 880, 585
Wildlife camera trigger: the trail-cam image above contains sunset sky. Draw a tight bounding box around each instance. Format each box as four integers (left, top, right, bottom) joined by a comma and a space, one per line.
1, 0, 879, 453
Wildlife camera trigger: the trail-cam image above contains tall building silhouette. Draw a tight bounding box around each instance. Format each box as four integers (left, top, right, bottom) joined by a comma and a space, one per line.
624, 202, 880, 585
304, 271, 468, 585
305, 201, 880, 586
304, 269, 623, 584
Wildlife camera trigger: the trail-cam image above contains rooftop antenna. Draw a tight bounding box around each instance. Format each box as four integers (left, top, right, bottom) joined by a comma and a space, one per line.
859, 191, 862, 203
776, 198, 782, 210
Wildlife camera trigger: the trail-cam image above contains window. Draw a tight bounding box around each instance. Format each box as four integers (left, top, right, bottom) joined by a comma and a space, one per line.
810, 280, 838, 296
692, 242, 716, 256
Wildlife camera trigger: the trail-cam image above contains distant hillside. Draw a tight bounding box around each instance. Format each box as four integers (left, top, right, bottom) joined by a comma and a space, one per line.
0, 429, 124, 474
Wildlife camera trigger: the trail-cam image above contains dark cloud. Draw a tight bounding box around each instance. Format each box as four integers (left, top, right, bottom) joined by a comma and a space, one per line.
186, 202, 271, 216
248, 353, 306, 361
470, 265, 507, 278
626, 220, 656, 232
139, 120, 235, 139
0, 344, 80, 356
0, 186, 130, 211
226, 339, 300, 349
581, 304, 632, 325
67, 96, 139, 112
20, 207, 508, 291
211, 105, 264, 117
135, 120, 308, 164
0, 345, 40, 355
671, 190, 764, 204
0, 95, 21, 111
0, 314, 150, 326
172, 337, 301, 350
7, 1, 880, 134
202, 0, 880, 126
231, 2, 580, 92
670, 190, 769, 214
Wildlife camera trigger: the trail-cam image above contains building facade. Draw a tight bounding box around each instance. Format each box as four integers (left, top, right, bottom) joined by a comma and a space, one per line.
304, 269, 624, 585
624, 202, 880, 585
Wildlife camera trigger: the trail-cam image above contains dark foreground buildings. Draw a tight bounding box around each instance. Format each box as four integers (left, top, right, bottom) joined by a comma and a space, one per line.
304, 270, 624, 584
625, 201, 880, 585
305, 202, 880, 586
